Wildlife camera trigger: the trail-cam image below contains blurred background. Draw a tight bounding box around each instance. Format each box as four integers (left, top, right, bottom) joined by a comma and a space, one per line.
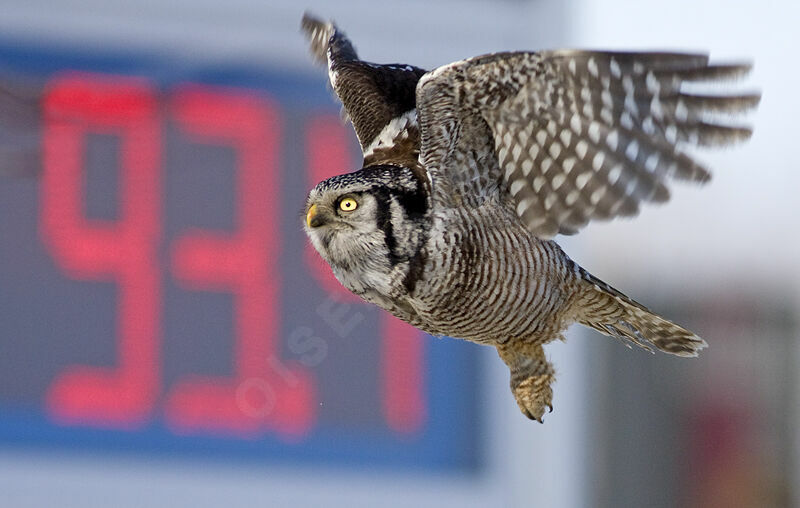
0, 0, 796, 506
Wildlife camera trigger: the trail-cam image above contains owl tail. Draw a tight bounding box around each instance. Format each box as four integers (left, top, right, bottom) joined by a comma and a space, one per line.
574, 272, 707, 357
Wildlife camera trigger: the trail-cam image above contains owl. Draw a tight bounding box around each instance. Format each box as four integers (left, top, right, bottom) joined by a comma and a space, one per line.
300, 13, 758, 421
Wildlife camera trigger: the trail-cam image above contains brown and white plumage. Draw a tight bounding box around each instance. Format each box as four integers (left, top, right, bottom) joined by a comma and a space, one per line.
301, 14, 426, 170
416, 50, 758, 237
300, 13, 758, 421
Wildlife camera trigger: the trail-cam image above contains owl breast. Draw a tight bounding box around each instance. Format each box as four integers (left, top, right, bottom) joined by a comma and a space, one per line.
407, 204, 582, 345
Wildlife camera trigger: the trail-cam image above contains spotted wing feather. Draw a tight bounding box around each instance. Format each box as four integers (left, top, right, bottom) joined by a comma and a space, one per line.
416, 51, 759, 237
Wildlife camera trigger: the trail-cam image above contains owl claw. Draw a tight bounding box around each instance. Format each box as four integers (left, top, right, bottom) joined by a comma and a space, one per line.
511, 373, 555, 423
522, 408, 543, 423
497, 344, 556, 422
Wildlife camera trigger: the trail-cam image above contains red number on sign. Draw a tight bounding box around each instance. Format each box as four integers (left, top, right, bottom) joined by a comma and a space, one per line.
304, 113, 361, 301
166, 85, 314, 439
382, 315, 426, 434
305, 114, 426, 434
39, 75, 422, 437
41, 74, 161, 429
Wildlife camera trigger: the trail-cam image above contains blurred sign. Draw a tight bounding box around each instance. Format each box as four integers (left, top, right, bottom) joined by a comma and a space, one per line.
0, 42, 481, 470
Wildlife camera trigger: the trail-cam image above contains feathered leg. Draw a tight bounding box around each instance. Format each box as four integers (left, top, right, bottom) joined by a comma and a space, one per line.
497, 342, 555, 422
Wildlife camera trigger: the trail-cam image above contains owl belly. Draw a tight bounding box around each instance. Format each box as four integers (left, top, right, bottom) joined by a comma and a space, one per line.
410, 207, 580, 345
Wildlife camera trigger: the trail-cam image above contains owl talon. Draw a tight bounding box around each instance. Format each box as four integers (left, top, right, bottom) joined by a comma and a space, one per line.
498, 343, 556, 422
522, 408, 544, 422
511, 374, 554, 422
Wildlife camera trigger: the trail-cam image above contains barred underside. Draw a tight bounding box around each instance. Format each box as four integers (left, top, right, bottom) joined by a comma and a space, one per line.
413, 207, 579, 345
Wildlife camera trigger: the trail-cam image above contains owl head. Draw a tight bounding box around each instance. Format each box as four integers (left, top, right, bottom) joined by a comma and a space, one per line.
304, 164, 430, 288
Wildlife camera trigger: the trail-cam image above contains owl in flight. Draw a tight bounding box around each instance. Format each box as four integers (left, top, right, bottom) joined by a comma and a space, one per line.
300, 13, 758, 421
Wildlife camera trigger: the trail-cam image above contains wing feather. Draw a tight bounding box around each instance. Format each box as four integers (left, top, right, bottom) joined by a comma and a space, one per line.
416, 50, 758, 238
301, 13, 427, 168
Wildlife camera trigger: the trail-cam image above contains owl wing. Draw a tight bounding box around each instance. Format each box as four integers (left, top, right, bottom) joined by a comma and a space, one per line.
301, 13, 427, 169
416, 51, 759, 238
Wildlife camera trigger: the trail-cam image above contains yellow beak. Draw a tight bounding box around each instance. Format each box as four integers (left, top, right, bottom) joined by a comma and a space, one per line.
306, 204, 318, 228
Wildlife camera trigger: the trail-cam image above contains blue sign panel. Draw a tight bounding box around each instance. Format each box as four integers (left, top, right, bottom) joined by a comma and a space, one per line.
0, 41, 482, 470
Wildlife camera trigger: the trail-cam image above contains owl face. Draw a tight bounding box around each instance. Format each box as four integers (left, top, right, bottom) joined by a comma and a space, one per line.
305, 185, 385, 265
303, 165, 431, 290
305, 167, 398, 269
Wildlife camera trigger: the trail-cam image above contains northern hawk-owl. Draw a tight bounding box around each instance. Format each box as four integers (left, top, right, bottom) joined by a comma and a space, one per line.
300, 13, 758, 421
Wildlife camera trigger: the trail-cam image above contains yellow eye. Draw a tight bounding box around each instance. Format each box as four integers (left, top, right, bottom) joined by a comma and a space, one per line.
339, 197, 358, 212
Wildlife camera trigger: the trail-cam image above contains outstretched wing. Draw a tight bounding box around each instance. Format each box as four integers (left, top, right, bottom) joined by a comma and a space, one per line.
301, 13, 428, 169
416, 51, 759, 238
